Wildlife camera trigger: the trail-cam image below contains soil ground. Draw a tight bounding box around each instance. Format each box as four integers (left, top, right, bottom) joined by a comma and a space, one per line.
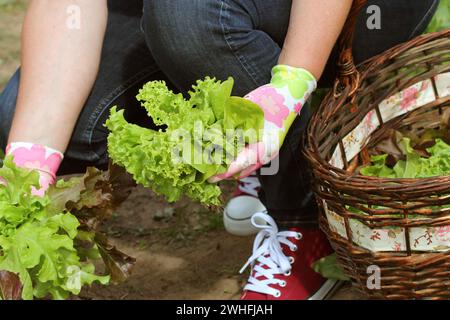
80, 186, 362, 300
0, 0, 363, 300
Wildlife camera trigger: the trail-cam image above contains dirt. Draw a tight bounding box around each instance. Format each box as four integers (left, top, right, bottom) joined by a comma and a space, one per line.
81, 185, 253, 300
78, 186, 362, 300
1, 1, 364, 300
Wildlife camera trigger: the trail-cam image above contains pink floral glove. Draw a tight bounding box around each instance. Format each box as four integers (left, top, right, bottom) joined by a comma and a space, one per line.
209, 65, 317, 182
4, 142, 64, 196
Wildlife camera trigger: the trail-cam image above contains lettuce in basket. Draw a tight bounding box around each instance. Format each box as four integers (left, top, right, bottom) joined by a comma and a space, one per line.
360, 138, 450, 179
106, 77, 264, 205
315, 137, 450, 281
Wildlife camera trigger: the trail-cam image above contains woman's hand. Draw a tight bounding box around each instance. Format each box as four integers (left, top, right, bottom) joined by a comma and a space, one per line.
4, 143, 63, 196
209, 65, 316, 182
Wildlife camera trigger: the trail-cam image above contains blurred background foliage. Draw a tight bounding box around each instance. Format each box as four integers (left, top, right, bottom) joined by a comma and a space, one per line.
427, 0, 449, 32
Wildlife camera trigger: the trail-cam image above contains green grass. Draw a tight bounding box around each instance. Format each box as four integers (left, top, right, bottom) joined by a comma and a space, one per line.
0, 0, 27, 11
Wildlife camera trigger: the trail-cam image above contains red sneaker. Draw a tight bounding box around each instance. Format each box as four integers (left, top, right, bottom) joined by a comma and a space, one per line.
240, 212, 339, 300
223, 174, 267, 236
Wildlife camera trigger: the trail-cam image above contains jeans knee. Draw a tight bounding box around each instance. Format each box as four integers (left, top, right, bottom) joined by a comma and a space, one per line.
143, 0, 218, 51
142, 0, 223, 85
0, 70, 20, 151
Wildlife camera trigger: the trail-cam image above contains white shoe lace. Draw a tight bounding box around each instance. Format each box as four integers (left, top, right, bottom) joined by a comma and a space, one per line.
238, 174, 260, 197
240, 212, 302, 298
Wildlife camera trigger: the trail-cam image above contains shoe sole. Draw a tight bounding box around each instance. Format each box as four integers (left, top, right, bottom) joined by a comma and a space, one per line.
308, 279, 345, 300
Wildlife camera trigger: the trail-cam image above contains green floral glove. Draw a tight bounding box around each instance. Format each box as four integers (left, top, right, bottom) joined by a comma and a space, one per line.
209, 65, 317, 182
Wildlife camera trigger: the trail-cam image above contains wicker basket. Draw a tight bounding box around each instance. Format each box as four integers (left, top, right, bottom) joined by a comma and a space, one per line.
304, 0, 450, 299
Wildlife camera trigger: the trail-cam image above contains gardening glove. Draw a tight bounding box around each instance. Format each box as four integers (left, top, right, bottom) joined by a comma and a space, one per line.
2, 142, 64, 197
209, 65, 317, 182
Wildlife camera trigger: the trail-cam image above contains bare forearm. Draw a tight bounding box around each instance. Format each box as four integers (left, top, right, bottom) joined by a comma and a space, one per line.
278, 0, 352, 80
9, 0, 107, 151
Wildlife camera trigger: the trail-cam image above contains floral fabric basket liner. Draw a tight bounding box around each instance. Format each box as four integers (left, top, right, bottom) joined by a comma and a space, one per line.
326, 72, 450, 252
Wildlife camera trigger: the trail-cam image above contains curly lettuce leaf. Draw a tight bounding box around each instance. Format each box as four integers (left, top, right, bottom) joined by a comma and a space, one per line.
313, 253, 349, 281
360, 138, 450, 179
0, 158, 117, 300
47, 166, 135, 284
106, 77, 264, 205
0, 270, 22, 300
360, 154, 396, 178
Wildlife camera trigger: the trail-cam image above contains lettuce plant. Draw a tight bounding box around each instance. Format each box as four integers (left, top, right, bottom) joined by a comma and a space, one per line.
0, 158, 135, 300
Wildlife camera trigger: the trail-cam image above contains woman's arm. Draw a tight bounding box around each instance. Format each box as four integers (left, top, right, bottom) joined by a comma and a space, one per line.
278, 0, 353, 80
8, 0, 108, 151
211, 0, 353, 181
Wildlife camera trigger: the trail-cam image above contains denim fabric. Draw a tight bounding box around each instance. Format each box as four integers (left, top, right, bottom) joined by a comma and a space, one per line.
0, 0, 168, 173
0, 70, 19, 152
0, 0, 439, 226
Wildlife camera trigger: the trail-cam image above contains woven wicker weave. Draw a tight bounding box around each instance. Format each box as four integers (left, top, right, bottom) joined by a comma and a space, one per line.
304, 0, 450, 299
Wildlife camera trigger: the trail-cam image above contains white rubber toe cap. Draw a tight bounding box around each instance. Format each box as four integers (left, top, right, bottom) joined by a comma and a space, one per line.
223, 196, 267, 236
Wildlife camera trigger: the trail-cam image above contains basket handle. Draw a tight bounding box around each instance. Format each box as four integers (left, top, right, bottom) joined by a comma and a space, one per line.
333, 0, 367, 98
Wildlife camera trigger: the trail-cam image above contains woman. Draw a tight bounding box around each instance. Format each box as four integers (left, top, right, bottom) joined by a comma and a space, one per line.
0, 0, 439, 300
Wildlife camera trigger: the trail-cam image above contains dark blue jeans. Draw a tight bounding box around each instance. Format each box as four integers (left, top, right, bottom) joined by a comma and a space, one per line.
0, 0, 439, 226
